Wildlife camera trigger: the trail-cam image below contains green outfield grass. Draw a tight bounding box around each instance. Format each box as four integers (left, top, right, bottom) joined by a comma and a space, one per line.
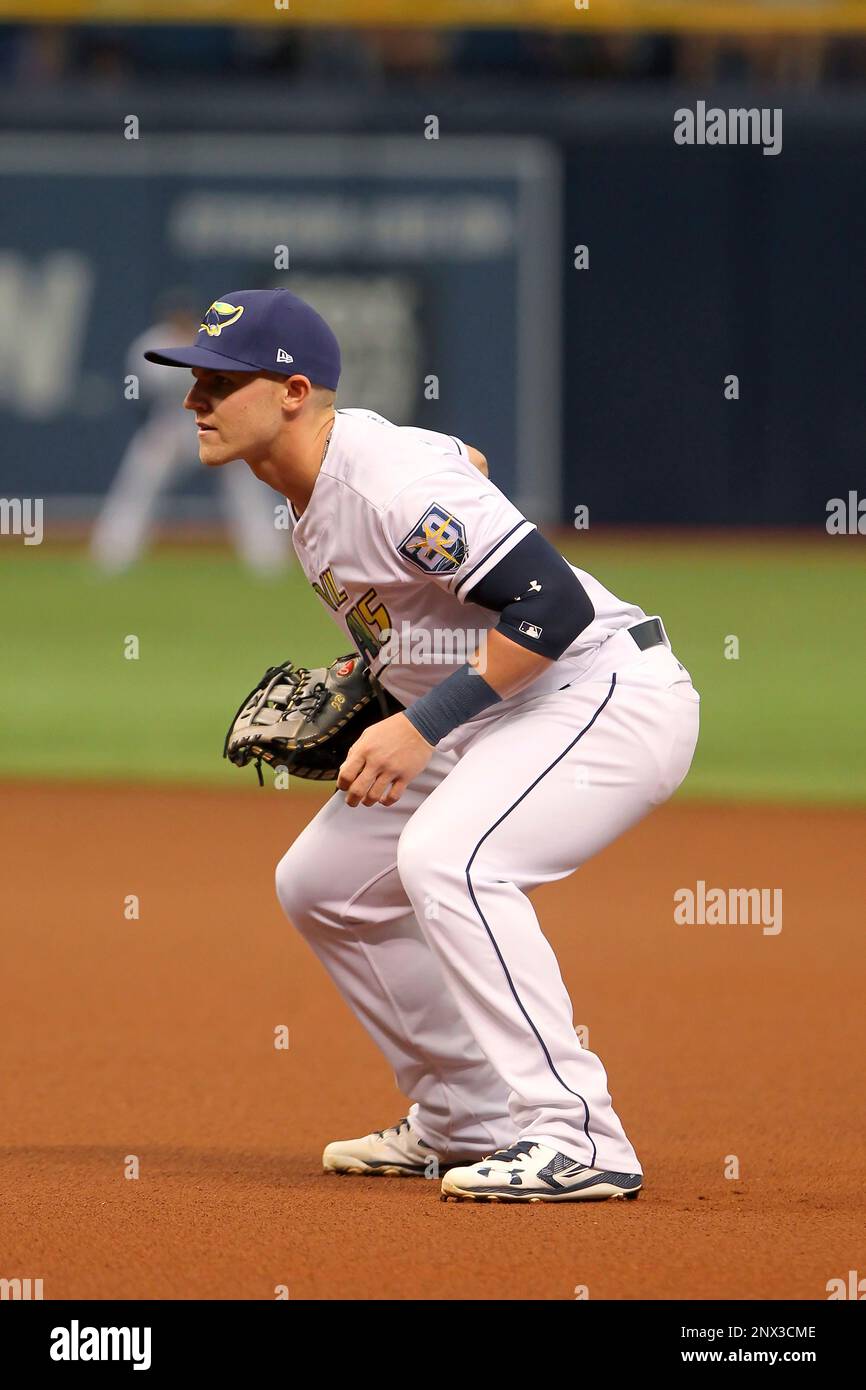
0, 536, 863, 803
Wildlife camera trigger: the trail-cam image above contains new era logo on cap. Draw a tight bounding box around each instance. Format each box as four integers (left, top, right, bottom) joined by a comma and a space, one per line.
142, 289, 341, 389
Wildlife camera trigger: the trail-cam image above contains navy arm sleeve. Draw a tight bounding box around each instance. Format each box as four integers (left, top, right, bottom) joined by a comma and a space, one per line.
466, 529, 595, 660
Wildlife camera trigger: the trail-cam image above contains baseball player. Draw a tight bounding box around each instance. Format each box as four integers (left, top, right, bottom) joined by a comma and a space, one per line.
146, 289, 700, 1204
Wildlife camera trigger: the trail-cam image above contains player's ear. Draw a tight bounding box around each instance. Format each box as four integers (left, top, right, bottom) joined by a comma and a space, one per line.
279, 373, 313, 415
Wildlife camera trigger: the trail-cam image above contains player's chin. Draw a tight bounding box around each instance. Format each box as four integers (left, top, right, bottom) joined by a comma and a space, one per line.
197, 435, 233, 467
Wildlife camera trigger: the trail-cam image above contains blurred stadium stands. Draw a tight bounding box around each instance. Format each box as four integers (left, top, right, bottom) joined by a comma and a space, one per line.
3, 21, 866, 88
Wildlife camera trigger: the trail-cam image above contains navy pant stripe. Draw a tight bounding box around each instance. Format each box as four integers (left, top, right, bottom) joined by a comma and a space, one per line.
464, 674, 618, 1167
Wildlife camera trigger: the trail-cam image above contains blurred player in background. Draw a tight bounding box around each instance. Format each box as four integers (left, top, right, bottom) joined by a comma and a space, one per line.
90, 293, 289, 575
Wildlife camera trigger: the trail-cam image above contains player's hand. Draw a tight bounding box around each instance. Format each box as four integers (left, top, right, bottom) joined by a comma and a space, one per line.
338, 713, 434, 808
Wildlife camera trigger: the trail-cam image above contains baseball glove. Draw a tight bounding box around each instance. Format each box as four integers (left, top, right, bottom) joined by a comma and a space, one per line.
223, 652, 403, 784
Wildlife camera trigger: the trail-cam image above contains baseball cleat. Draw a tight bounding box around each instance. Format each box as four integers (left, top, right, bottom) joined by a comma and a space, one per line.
439, 1141, 643, 1203
322, 1115, 476, 1177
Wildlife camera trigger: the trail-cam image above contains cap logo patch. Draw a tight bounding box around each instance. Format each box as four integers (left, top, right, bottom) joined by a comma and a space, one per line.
199, 300, 245, 337
276, 348, 294, 364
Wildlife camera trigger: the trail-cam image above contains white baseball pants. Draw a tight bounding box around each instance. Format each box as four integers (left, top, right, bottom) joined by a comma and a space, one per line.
275, 634, 700, 1172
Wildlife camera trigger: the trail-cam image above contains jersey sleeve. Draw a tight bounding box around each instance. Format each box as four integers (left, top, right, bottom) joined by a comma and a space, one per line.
382, 467, 536, 602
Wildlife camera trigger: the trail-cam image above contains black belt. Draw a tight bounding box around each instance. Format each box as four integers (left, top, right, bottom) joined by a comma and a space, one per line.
628, 617, 666, 651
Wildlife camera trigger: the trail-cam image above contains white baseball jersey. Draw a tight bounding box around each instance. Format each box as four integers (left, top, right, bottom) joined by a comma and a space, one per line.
289, 408, 646, 710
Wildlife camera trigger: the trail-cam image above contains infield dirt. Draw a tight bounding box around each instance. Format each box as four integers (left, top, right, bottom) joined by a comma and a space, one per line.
1, 783, 862, 1300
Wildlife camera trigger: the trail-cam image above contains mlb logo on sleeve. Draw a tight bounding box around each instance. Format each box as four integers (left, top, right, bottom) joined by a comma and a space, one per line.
398, 504, 468, 574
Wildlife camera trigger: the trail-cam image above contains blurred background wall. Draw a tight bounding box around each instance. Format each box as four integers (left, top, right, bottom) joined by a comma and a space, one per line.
0, 1, 864, 525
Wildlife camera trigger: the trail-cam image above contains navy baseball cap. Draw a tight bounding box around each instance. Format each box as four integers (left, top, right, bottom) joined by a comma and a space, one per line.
143, 288, 341, 389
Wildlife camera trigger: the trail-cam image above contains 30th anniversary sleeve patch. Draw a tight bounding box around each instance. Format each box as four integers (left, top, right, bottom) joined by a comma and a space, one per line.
397, 503, 468, 575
